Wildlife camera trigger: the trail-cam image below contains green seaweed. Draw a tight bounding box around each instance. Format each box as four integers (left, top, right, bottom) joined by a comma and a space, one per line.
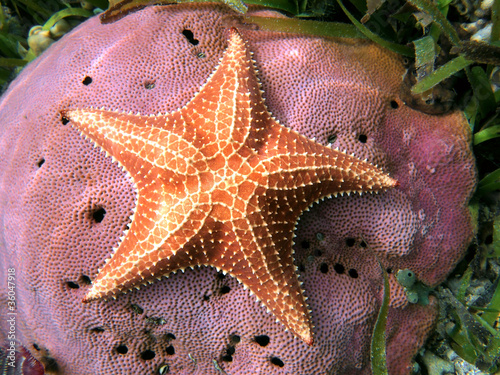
371, 263, 390, 375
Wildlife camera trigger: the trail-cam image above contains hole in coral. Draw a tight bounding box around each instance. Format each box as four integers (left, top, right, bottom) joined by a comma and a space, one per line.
91, 207, 106, 223
166, 333, 176, 340
33, 343, 40, 351
203, 294, 210, 301
182, 29, 199, 45
141, 350, 156, 360
231, 334, 241, 344
61, 115, 69, 125
485, 234, 493, 245
144, 80, 156, 90
222, 345, 235, 362
116, 345, 128, 354
66, 281, 79, 289
360, 241, 367, 248
319, 263, 328, 274
348, 269, 358, 278
220, 285, 231, 295
270, 357, 284, 367
390, 100, 399, 109
358, 134, 367, 143
80, 275, 91, 285
327, 134, 337, 144
314, 249, 322, 257
90, 327, 105, 333
37, 158, 45, 168
166, 345, 175, 355
254, 335, 270, 347
345, 238, 355, 247
298, 263, 305, 272
82, 76, 92, 85
387, 268, 392, 274
333, 263, 345, 274
300, 240, 310, 249
158, 364, 169, 375
217, 272, 226, 280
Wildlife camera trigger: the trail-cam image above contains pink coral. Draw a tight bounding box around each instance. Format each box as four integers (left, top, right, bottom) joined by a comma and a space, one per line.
0, 3, 475, 374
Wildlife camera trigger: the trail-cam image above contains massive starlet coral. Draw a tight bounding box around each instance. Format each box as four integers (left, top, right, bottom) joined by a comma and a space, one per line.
65, 28, 397, 345
0, 3, 476, 374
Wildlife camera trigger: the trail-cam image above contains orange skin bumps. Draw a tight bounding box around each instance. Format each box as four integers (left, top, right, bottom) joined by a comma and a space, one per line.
65, 29, 396, 344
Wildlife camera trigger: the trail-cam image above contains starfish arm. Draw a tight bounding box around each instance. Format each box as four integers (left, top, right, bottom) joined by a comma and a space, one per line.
207, 216, 314, 345
260, 124, 398, 195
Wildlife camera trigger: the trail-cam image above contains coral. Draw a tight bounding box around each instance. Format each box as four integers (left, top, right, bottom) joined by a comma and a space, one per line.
0, 3, 475, 374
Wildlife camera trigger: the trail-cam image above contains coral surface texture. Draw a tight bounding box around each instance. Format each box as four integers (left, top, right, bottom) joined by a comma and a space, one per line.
0, 3, 475, 375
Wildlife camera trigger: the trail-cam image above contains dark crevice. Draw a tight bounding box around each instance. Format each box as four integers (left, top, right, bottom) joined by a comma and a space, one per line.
270, 357, 284, 367
90, 327, 105, 333
61, 116, 69, 125
334, 263, 345, 274
220, 285, 231, 295
82, 76, 92, 85
116, 345, 128, 354
254, 335, 270, 347
327, 134, 337, 143
66, 281, 79, 289
182, 29, 199, 45
222, 345, 235, 362
300, 240, 310, 249
348, 269, 359, 278
346, 238, 356, 247
91, 207, 106, 223
166, 333, 176, 340
80, 275, 91, 285
320, 263, 328, 274
37, 158, 45, 168
141, 349, 155, 360
358, 134, 367, 143
33, 343, 40, 351
390, 100, 399, 109
165, 345, 175, 355
231, 334, 241, 344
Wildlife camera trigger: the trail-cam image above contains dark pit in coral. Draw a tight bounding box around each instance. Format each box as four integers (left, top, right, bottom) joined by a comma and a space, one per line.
166, 345, 175, 355
91, 207, 106, 223
82, 76, 92, 85
66, 281, 79, 289
334, 263, 345, 274
141, 350, 155, 360
320, 263, 329, 273
271, 356, 284, 367
220, 285, 231, 294
346, 238, 356, 247
255, 335, 270, 347
182, 29, 199, 45
116, 345, 128, 354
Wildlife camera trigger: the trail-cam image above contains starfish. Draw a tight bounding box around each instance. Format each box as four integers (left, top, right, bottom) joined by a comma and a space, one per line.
64, 28, 397, 345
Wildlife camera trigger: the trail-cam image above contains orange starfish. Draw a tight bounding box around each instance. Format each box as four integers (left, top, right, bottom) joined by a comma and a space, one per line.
64, 28, 397, 345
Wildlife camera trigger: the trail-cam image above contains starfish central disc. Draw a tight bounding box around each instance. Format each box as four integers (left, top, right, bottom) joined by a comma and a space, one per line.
64, 28, 397, 345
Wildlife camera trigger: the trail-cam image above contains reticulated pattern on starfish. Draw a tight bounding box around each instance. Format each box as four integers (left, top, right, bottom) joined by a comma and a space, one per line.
64, 28, 397, 344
